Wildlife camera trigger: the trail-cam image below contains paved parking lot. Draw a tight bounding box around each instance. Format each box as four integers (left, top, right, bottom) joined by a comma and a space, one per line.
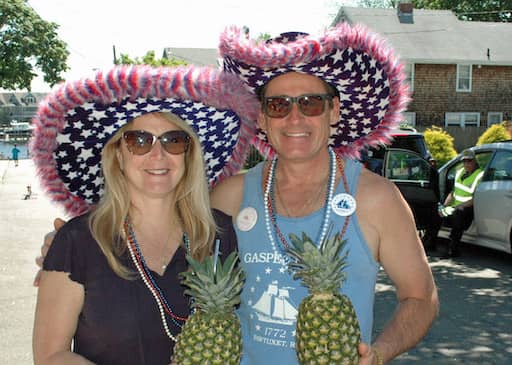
374, 244, 512, 364
1, 159, 511, 364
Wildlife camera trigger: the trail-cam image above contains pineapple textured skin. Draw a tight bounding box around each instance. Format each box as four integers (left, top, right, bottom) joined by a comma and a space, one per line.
296, 293, 360, 365
287, 231, 361, 365
173, 311, 242, 365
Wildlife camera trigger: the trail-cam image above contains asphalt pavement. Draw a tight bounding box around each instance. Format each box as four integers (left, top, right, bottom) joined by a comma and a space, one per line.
0, 159, 511, 364
373, 240, 512, 364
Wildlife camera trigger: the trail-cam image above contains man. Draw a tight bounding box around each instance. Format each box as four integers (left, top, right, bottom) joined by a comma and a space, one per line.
11, 144, 20, 167
214, 24, 439, 365
438, 149, 484, 257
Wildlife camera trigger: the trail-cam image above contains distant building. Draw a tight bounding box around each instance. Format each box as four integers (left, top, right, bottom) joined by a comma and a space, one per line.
332, 3, 512, 148
0, 92, 46, 126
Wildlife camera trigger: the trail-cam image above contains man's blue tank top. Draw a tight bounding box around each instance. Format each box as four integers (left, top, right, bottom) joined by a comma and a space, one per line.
234, 159, 379, 365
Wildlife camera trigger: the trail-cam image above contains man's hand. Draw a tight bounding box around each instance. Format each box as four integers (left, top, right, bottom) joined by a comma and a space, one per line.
33, 218, 66, 287
359, 342, 381, 365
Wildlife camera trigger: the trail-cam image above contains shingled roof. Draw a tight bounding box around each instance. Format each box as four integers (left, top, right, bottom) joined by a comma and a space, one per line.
333, 6, 512, 65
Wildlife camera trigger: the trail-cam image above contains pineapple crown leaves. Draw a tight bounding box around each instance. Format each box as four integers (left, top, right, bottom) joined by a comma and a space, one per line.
180, 251, 245, 314
286, 228, 349, 295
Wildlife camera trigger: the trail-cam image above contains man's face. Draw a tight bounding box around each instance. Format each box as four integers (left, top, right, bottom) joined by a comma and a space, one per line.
462, 158, 476, 173
257, 72, 339, 161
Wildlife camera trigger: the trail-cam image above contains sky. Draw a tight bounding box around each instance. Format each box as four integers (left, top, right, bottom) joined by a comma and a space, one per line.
27, 0, 358, 91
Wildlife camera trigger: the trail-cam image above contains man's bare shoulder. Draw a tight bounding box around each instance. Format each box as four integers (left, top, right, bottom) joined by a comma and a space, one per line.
210, 173, 246, 216
358, 168, 402, 207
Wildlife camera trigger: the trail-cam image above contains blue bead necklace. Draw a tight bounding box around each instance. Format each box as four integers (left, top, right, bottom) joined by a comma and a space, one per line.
124, 218, 190, 342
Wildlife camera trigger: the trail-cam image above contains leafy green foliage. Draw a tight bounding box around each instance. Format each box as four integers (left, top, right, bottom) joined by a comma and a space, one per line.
244, 146, 265, 169
424, 126, 457, 166
114, 50, 187, 67
180, 252, 245, 314
355, 0, 512, 22
357, 0, 398, 8
0, 0, 69, 90
477, 123, 510, 145
412, 0, 512, 22
287, 230, 348, 294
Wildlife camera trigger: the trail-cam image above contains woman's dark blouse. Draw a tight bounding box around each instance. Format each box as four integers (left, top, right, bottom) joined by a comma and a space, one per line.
43, 209, 237, 365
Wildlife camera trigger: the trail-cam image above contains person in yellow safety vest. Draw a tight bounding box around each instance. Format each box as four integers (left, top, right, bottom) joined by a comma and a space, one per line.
438, 149, 484, 257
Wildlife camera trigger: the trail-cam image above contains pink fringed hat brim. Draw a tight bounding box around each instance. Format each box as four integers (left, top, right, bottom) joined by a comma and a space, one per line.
220, 23, 411, 159
30, 65, 259, 217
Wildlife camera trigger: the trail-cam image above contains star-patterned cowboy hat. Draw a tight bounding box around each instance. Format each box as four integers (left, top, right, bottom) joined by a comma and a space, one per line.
219, 23, 411, 159
30, 65, 259, 216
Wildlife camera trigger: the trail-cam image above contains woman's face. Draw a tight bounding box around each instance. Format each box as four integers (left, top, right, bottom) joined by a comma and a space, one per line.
118, 113, 188, 204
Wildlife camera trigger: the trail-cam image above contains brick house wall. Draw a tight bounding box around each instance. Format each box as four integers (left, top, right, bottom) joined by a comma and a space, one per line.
410, 64, 512, 127
409, 64, 512, 149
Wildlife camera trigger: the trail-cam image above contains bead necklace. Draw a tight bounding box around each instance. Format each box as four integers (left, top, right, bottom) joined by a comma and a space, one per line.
263, 148, 351, 254
124, 219, 190, 342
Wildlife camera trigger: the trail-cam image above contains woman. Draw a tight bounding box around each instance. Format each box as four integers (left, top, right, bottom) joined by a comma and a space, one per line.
31, 65, 258, 365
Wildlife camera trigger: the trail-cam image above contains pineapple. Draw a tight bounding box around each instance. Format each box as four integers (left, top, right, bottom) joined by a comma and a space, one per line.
287, 231, 361, 365
173, 252, 245, 365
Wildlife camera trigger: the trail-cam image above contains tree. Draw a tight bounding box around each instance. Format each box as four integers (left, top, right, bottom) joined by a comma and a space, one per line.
0, 0, 69, 90
357, 0, 397, 8
412, 0, 512, 22
355, 0, 512, 22
476, 123, 510, 145
423, 126, 457, 166
114, 50, 187, 67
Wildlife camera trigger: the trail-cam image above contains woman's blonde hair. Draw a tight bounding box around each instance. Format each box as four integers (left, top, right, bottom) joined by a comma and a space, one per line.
89, 112, 216, 279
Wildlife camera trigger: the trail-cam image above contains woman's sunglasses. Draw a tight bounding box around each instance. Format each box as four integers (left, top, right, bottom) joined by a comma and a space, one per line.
123, 130, 190, 156
262, 94, 333, 118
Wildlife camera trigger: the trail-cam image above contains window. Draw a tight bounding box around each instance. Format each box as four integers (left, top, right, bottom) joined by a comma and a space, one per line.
384, 150, 431, 183
402, 112, 416, 126
487, 112, 503, 126
456, 64, 472, 92
445, 112, 480, 127
483, 151, 512, 182
404, 63, 414, 92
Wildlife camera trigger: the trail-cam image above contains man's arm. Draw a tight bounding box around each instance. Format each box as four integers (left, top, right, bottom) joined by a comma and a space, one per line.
210, 173, 245, 216
33, 218, 66, 287
359, 173, 439, 363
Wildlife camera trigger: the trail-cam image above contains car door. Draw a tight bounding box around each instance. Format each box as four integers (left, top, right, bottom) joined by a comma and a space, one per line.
473, 149, 512, 248
382, 148, 439, 230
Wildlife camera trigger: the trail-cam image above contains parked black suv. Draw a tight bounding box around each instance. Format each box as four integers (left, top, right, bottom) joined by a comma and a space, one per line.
361, 126, 440, 248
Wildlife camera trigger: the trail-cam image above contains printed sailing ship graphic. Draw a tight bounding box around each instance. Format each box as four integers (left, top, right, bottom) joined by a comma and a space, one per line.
252, 281, 298, 325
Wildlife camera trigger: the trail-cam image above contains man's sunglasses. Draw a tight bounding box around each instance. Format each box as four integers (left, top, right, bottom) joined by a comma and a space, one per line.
123, 130, 190, 156
262, 94, 333, 118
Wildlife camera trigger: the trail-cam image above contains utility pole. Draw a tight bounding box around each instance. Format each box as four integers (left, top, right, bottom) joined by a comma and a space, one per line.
113, 45, 117, 65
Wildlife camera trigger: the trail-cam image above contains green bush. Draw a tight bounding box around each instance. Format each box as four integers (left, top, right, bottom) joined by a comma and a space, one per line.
476, 123, 509, 145
244, 146, 265, 169
424, 126, 457, 166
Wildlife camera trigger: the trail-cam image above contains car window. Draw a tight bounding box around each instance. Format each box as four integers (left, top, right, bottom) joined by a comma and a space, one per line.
483, 150, 512, 181
475, 151, 493, 170
390, 136, 427, 156
384, 150, 431, 182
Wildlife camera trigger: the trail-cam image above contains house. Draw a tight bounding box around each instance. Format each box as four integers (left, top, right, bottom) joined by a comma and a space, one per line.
0, 92, 47, 126
332, 3, 512, 148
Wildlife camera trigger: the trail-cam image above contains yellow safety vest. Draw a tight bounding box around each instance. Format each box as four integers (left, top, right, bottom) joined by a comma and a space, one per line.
452, 167, 484, 207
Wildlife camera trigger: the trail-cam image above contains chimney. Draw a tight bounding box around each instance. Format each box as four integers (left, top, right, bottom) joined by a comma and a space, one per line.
397, 1, 414, 24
